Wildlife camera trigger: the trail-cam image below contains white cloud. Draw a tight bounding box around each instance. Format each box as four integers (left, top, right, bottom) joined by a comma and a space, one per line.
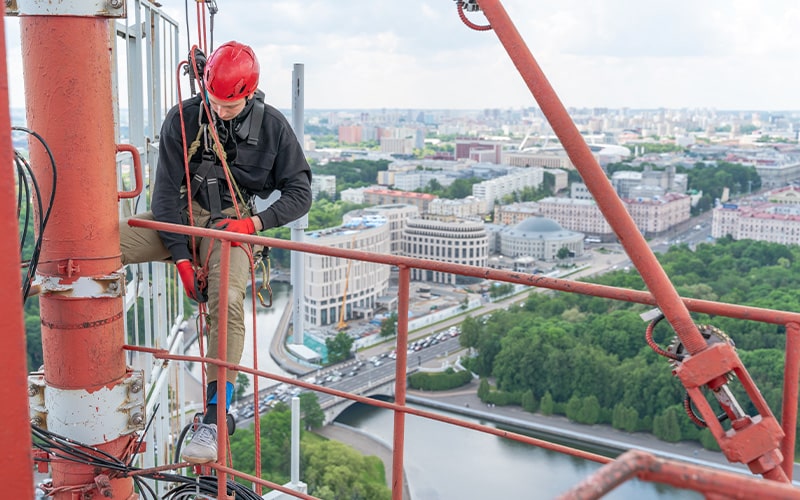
5, 1, 800, 111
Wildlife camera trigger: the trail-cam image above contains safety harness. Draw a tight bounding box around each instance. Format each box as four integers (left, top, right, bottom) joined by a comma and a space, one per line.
187, 90, 266, 223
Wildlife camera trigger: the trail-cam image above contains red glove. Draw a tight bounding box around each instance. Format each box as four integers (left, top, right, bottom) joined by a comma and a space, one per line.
214, 217, 256, 247
176, 260, 207, 303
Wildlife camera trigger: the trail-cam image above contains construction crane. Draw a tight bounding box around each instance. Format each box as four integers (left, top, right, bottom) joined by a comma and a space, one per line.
337, 235, 356, 330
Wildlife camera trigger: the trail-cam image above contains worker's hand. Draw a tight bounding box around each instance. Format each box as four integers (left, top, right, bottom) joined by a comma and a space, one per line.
214, 217, 256, 247
176, 260, 207, 303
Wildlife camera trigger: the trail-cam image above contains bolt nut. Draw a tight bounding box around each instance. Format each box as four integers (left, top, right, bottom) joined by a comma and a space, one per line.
129, 412, 144, 427
129, 380, 142, 393
31, 416, 43, 427
28, 385, 39, 397
108, 0, 123, 8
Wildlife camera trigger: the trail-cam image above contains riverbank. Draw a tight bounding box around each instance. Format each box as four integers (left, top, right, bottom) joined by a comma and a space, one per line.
318, 378, 800, 498
314, 423, 412, 500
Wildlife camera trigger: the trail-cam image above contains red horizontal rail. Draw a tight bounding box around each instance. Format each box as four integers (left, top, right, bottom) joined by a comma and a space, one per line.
127, 218, 800, 326
125, 345, 612, 466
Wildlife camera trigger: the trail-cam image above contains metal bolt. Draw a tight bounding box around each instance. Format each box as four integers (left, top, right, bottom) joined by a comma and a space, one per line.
31, 416, 43, 427
28, 385, 39, 397
129, 413, 144, 427
129, 380, 142, 393
108, 0, 123, 8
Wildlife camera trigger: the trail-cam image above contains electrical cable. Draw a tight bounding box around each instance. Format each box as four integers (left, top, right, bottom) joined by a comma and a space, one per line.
16, 152, 43, 299
13, 127, 58, 302
33, 423, 265, 499
172, 420, 195, 464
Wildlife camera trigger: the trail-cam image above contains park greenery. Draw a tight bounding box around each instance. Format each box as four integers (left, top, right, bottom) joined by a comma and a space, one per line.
460, 237, 798, 453
228, 393, 390, 499
310, 159, 390, 193
325, 330, 356, 365
408, 367, 472, 391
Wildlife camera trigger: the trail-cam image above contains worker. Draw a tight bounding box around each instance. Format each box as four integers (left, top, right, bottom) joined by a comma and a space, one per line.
120, 41, 312, 463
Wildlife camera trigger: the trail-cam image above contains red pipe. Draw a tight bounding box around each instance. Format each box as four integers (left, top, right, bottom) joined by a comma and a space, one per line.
781, 322, 800, 479
0, 15, 35, 500
477, 0, 706, 355
391, 266, 410, 500
215, 241, 232, 499
20, 15, 131, 499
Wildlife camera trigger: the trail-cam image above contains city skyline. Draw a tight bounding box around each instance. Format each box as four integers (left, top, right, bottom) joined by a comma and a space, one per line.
4, 1, 800, 112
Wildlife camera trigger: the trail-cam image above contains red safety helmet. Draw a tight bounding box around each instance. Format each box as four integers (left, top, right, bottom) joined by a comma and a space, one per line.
204, 41, 260, 101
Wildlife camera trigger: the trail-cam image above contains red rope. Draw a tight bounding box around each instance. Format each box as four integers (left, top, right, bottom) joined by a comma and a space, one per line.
457, 1, 492, 31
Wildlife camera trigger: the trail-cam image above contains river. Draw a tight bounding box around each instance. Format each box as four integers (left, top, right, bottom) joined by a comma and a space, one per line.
336, 402, 701, 499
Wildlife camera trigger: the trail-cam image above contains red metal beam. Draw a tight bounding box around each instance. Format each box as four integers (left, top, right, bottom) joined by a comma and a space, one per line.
477, 0, 705, 354
781, 322, 800, 479
391, 266, 410, 500
20, 15, 132, 499
0, 14, 35, 500
559, 449, 800, 500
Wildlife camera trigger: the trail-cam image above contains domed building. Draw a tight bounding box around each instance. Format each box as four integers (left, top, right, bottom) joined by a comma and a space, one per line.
495, 216, 584, 261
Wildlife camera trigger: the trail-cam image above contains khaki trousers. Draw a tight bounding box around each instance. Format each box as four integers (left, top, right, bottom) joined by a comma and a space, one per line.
120, 203, 250, 384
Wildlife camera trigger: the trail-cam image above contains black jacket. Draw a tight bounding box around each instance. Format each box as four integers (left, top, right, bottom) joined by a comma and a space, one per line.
152, 93, 312, 262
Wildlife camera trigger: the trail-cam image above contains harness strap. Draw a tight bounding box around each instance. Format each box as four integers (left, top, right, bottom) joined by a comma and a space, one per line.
247, 97, 265, 146
204, 177, 224, 222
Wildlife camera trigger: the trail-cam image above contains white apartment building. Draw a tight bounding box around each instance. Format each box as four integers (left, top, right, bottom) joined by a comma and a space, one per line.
623, 193, 692, 236
570, 182, 594, 200
310, 174, 336, 200
498, 193, 691, 240
402, 218, 489, 285
472, 167, 545, 210
345, 204, 418, 255
339, 186, 373, 204
303, 219, 391, 327
712, 189, 800, 245
392, 171, 455, 192
536, 197, 614, 239
427, 196, 487, 218
380, 137, 414, 155
503, 150, 575, 170
494, 201, 542, 226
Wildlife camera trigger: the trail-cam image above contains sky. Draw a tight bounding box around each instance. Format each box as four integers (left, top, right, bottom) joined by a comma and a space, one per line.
4, 0, 800, 112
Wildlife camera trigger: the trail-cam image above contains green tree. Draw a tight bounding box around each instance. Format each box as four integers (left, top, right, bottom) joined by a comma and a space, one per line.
521, 389, 537, 413
653, 407, 682, 442
540, 391, 554, 416
302, 439, 391, 500
379, 312, 397, 338
459, 315, 481, 349
325, 331, 355, 364
234, 373, 250, 403
299, 392, 325, 430
477, 378, 490, 399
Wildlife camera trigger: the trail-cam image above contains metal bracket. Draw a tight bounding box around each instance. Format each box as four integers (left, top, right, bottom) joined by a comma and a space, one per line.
28, 369, 146, 443
6, 0, 125, 17
40, 271, 125, 298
